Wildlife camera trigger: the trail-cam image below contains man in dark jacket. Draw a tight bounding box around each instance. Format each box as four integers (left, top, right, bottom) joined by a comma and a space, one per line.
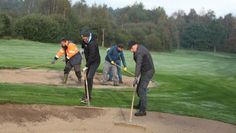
128, 40, 155, 116
80, 30, 101, 103
51, 38, 82, 84
101, 44, 127, 86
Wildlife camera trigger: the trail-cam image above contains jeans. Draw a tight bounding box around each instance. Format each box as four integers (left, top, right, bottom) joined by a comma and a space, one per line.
84, 62, 100, 99
108, 60, 122, 82
136, 69, 154, 112
64, 62, 81, 81
102, 61, 119, 85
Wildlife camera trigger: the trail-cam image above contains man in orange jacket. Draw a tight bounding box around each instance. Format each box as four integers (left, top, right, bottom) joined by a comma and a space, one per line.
51, 38, 82, 84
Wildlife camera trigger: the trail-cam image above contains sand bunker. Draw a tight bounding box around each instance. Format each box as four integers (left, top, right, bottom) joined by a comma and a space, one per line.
0, 104, 235, 133
0, 69, 156, 89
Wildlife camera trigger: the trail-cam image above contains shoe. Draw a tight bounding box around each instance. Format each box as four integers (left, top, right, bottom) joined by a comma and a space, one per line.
80, 96, 86, 100
62, 74, 69, 84
80, 98, 90, 103
80, 96, 91, 103
113, 83, 119, 86
135, 111, 146, 116
80, 99, 88, 103
119, 80, 123, 84
101, 81, 108, 85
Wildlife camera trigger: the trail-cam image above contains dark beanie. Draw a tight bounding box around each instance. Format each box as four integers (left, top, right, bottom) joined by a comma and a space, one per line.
80, 30, 90, 37
127, 40, 137, 49
60, 36, 68, 42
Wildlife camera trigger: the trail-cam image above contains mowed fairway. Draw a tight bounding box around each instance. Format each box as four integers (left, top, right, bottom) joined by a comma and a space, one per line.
0, 39, 236, 125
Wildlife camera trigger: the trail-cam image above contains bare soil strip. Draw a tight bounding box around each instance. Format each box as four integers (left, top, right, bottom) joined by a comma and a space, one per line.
0, 69, 156, 89
0, 104, 235, 133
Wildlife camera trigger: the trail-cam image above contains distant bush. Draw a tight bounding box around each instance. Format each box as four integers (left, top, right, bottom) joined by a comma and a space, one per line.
0, 13, 12, 37
50, 14, 79, 43
15, 14, 60, 42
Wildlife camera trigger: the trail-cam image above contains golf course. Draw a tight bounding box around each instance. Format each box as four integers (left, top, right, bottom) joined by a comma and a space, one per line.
0, 39, 235, 132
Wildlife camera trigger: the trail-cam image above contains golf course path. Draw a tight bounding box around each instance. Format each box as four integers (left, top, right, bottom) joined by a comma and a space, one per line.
0, 104, 235, 133
0, 69, 156, 89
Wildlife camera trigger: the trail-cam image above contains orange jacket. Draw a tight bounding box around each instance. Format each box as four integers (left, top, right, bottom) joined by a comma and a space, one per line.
55, 41, 79, 59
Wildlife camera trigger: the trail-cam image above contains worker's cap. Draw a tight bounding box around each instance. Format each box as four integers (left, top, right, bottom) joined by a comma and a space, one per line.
80, 30, 90, 37
60, 37, 68, 42
127, 40, 137, 49
117, 43, 124, 49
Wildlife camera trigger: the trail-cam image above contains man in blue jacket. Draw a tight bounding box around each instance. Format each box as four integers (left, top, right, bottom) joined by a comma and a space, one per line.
107, 46, 126, 83
101, 44, 127, 86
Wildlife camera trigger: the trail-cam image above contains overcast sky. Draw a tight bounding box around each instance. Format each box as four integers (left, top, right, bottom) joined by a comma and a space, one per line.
71, 0, 236, 17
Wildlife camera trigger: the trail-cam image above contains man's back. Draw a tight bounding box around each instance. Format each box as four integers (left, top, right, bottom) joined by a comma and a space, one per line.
105, 45, 121, 63
134, 45, 155, 75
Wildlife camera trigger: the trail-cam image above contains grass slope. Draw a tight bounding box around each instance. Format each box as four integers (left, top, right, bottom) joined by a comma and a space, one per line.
0, 39, 236, 124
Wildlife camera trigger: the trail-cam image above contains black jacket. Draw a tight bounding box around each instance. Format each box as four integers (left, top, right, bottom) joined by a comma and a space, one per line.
134, 45, 155, 77
81, 34, 101, 67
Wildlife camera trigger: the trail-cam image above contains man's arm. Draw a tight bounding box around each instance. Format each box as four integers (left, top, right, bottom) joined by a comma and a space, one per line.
120, 52, 127, 67
86, 41, 98, 67
107, 46, 114, 62
51, 48, 65, 64
55, 48, 65, 59
135, 53, 143, 77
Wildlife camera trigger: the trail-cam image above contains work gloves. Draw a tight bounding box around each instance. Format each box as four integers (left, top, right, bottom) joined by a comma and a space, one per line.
51, 57, 59, 64
133, 77, 139, 87
111, 61, 116, 65
123, 67, 127, 71
83, 67, 88, 72
51, 58, 56, 64
80, 48, 84, 55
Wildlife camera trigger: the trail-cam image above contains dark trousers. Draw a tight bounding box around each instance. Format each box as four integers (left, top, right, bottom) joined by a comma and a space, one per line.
64, 62, 81, 81
84, 62, 100, 99
136, 69, 154, 112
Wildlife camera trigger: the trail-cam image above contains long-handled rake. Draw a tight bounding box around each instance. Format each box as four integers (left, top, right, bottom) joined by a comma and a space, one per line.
20, 62, 51, 70
112, 63, 146, 130
15, 62, 51, 74
83, 69, 90, 106
20, 57, 68, 70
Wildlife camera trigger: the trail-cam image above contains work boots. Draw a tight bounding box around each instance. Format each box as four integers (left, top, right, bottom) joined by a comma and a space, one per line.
62, 74, 69, 84
135, 111, 146, 116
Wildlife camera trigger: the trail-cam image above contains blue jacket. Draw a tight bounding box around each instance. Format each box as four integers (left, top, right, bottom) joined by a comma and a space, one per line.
105, 45, 127, 67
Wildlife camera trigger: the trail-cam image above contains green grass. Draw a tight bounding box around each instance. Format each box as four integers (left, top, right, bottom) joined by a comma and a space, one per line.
0, 39, 236, 124
0, 83, 132, 107
0, 39, 64, 69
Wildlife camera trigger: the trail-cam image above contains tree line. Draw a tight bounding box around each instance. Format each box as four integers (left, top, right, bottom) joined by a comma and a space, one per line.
0, 0, 236, 52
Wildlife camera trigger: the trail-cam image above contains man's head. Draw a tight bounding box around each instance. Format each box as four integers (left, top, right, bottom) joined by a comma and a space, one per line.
60, 37, 68, 47
117, 44, 124, 52
80, 30, 90, 43
128, 40, 138, 53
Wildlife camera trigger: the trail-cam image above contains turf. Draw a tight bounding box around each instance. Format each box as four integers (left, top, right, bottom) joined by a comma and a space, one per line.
0, 39, 236, 124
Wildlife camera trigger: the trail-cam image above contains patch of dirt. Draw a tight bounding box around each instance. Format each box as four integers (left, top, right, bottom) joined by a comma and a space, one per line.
0, 104, 235, 133
0, 104, 104, 124
0, 69, 156, 89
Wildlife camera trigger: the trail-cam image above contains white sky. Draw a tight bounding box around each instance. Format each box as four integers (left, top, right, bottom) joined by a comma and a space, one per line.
71, 0, 236, 17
